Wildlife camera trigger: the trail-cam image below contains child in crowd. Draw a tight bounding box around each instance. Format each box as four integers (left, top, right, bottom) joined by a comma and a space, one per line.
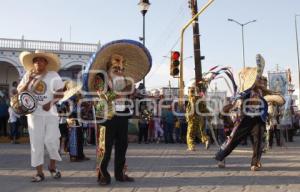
58, 104, 68, 154
174, 117, 181, 143
148, 117, 155, 143
153, 116, 164, 143
8, 106, 19, 144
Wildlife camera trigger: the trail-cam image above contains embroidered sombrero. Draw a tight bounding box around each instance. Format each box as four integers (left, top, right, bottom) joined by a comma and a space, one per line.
238, 54, 265, 92
19, 50, 60, 72
83, 39, 152, 92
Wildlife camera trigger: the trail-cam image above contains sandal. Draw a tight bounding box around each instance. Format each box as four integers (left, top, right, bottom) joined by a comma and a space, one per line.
48, 166, 62, 179
31, 173, 45, 182
256, 162, 262, 168
250, 165, 261, 171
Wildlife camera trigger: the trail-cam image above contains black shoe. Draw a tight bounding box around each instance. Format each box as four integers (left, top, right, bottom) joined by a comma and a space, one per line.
116, 174, 134, 182
98, 176, 111, 185
215, 151, 224, 161
98, 171, 111, 185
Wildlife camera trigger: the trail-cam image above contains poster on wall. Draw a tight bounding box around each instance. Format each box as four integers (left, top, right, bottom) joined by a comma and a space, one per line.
268, 71, 288, 95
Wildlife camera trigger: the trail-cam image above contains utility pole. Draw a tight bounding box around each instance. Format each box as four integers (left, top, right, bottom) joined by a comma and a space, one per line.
190, 0, 203, 87
295, 14, 300, 106
178, 0, 214, 108
168, 80, 172, 99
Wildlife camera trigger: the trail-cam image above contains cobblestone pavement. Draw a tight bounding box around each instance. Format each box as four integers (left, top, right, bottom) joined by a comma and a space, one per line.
1, 137, 300, 192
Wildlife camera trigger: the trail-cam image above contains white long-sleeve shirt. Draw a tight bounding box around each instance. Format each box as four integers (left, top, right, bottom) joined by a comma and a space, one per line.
8, 107, 19, 123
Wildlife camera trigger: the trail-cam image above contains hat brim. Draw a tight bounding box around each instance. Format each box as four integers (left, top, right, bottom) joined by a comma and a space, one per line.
238, 54, 266, 92
83, 39, 152, 92
19, 51, 60, 72
59, 81, 83, 102
264, 95, 285, 106
238, 67, 258, 92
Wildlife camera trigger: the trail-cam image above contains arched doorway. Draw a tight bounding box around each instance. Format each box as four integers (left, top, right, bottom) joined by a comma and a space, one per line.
0, 61, 20, 138
0, 61, 20, 98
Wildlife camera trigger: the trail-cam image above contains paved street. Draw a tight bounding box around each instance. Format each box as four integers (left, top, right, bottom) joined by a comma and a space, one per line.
1, 137, 300, 192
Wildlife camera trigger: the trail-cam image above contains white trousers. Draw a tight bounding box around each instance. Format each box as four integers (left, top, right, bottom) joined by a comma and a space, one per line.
27, 115, 62, 167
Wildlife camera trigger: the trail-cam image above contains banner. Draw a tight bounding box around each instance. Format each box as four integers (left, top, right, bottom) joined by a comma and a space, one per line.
268, 71, 288, 95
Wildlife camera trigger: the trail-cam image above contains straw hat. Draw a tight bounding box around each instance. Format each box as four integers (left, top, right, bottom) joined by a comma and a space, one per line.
264, 95, 285, 106
238, 54, 265, 92
19, 50, 60, 72
83, 39, 152, 92
59, 80, 82, 102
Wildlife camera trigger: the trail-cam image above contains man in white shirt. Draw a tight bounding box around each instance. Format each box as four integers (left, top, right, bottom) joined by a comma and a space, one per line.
17, 50, 64, 182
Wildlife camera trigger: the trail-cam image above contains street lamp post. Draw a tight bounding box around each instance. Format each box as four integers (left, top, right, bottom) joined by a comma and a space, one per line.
138, 0, 150, 88
228, 18, 256, 68
295, 14, 300, 106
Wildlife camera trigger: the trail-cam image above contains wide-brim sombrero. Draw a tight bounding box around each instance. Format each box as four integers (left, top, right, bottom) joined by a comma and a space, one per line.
19, 50, 60, 72
264, 95, 285, 106
238, 67, 258, 92
83, 39, 152, 92
59, 80, 82, 102
238, 54, 265, 92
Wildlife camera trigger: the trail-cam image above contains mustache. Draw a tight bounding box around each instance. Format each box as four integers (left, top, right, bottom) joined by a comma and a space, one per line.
110, 75, 126, 91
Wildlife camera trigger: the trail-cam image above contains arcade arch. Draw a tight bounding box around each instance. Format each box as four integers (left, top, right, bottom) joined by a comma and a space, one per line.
0, 60, 20, 97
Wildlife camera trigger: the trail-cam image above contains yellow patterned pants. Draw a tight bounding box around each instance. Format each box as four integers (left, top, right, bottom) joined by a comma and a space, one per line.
186, 116, 209, 150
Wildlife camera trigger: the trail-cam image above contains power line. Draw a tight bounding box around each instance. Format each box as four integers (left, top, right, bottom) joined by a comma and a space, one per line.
149, 1, 187, 49
147, 2, 190, 79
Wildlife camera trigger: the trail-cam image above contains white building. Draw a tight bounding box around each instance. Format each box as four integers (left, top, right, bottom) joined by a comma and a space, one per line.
0, 37, 99, 97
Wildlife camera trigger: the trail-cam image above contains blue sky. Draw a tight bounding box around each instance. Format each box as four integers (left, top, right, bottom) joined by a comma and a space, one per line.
1, 0, 300, 96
